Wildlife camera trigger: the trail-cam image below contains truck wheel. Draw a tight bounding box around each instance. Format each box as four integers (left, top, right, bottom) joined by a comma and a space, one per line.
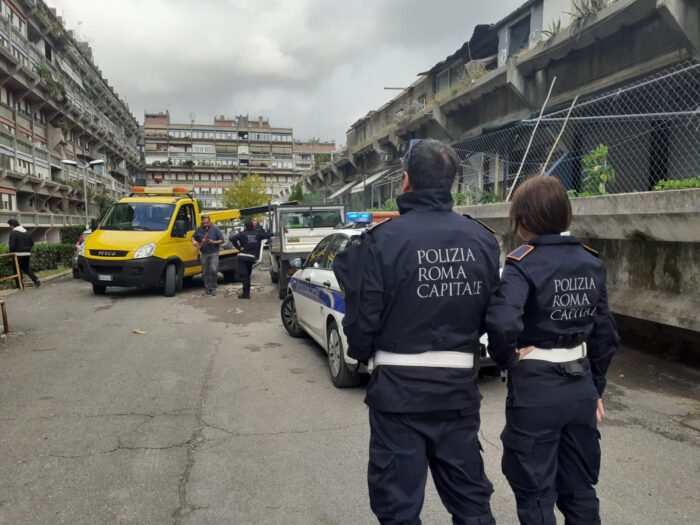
270, 270, 279, 284
164, 264, 177, 297
281, 295, 305, 338
223, 270, 236, 283
326, 319, 361, 388
92, 284, 106, 295
175, 268, 184, 292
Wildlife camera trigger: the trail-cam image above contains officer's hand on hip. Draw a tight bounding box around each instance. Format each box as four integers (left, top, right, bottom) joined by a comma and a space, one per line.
517, 346, 535, 359
596, 398, 605, 424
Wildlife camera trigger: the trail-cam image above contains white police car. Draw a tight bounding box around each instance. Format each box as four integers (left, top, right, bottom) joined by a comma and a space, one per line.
280, 212, 494, 388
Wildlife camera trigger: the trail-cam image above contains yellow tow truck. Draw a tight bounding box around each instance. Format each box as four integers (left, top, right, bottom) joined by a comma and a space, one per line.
75, 186, 258, 296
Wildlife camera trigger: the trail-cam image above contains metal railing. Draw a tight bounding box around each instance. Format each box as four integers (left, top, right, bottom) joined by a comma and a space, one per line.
0, 210, 86, 227
450, 59, 700, 202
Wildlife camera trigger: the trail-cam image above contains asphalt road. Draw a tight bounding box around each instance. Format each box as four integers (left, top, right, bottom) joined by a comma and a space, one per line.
0, 271, 698, 524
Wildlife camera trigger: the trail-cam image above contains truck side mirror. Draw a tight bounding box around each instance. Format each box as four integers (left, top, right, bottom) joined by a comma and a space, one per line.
172, 220, 187, 238
90, 218, 99, 231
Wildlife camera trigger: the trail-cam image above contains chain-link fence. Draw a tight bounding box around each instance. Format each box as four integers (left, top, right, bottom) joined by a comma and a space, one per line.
452, 59, 700, 204
344, 59, 700, 211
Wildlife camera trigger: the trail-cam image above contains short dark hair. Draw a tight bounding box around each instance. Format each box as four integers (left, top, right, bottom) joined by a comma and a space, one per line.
7, 219, 19, 227
510, 176, 572, 235
403, 139, 461, 191
245, 220, 255, 230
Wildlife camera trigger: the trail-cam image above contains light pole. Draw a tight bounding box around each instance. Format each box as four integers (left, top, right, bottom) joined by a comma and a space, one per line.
61, 159, 102, 227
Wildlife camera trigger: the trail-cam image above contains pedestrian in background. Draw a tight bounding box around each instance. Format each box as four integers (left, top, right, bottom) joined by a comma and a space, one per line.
230, 219, 271, 299
7, 219, 40, 287
485, 176, 619, 525
334, 139, 500, 524
192, 214, 224, 296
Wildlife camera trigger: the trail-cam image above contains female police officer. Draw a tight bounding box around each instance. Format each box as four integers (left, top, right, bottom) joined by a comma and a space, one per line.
485, 176, 619, 525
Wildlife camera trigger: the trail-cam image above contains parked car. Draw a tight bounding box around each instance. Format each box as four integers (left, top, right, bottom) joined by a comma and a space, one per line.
280, 229, 495, 388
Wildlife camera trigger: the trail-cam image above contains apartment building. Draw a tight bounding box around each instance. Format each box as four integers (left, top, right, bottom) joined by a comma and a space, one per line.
0, 0, 141, 242
281, 0, 699, 206
293, 138, 336, 174
143, 112, 300, 208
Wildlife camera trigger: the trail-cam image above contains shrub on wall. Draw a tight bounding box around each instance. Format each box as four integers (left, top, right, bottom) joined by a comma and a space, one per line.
0, 243, 74, 277
59, 225, 85, 245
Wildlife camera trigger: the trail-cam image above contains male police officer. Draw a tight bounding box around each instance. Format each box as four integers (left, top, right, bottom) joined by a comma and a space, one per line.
230, 219, 271, 299
334, 139, 500, 524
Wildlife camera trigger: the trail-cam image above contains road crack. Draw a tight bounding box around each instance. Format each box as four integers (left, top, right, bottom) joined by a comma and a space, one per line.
172, 347, 218, 524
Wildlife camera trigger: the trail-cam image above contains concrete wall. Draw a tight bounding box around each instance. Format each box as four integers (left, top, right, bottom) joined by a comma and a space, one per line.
456, 189, 700, 333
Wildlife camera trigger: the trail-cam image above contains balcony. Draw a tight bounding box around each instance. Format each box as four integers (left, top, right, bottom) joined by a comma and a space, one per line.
0, 209, 86, 228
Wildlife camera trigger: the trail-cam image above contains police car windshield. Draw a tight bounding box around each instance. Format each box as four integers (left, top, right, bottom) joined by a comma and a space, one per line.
100, 203, 175, 231
280, 210, 342, 229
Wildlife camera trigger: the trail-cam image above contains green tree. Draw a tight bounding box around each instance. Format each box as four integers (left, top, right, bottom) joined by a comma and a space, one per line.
289, 183, 303, 202
223, 174, 270, 210
582, 145, 616, 195
94, 193, 114, 221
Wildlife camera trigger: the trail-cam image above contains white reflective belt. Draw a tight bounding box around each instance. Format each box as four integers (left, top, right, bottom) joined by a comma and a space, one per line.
238, 253, 256, 259
371, 350, 474, 370
520, 343, 587, 363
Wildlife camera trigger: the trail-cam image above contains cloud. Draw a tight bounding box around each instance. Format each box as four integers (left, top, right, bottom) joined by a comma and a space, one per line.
50, 0, 524, 144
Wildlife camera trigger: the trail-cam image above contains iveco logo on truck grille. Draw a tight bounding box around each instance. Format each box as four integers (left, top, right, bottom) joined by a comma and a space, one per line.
90, 250, 128, 257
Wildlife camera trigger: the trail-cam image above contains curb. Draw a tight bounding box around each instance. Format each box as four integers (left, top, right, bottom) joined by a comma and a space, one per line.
40, 269, 73, 283
0, 268, 73, 298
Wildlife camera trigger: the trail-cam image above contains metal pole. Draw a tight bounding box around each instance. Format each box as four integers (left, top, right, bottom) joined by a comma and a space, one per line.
506, 77, 557, 202
82, 165, 89, 226
540, 96, 579, 176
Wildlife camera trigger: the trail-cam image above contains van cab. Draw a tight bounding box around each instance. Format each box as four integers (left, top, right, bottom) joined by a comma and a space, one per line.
76, 187, 241, 296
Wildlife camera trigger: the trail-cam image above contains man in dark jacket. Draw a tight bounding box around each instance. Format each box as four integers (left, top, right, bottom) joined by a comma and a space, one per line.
333, 139, 500, 524
7, 219, 40, 287
230, 220, 271, 299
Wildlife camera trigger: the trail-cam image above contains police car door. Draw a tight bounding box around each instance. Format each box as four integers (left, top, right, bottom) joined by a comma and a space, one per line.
294, 235, 333, 331
305, 234, 348, 339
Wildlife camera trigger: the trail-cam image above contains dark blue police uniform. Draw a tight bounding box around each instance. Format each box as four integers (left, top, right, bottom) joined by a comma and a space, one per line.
334, 188, 500, 525
230, 227, 271, 296
485, 235, 619, 525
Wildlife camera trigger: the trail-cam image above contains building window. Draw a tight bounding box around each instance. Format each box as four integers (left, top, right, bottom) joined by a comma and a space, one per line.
436, 69, 450, 94
508, 15, 531, 56
1, 192, 16, 211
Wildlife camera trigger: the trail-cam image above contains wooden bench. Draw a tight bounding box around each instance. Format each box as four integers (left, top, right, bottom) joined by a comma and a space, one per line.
0, 252, 23, 291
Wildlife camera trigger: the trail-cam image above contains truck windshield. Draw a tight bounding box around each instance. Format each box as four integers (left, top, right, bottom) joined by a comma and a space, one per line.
100, 203, 175, 231
280, 210, 342, 230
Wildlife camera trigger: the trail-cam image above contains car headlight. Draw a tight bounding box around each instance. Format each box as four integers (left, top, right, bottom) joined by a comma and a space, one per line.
133, 243, 156, 259
78, 242, 85, 256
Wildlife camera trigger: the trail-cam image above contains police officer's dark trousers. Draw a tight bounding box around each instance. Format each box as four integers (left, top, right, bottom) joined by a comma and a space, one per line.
368, 409, 495, 525
238, 256, 255, 297
501, 399, 600, 525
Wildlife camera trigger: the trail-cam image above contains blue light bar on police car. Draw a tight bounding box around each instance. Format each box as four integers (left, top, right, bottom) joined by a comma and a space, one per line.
345, 212, 372, 224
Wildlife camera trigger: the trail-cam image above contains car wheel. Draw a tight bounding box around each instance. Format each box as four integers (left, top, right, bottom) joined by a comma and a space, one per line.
326, 319, 361, 388
92, 284, 106, 295
164, 264, 177, 297
281, 294, 305, 338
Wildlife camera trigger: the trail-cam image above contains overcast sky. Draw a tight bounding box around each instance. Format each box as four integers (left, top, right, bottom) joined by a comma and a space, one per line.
50, 0, 524, 146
